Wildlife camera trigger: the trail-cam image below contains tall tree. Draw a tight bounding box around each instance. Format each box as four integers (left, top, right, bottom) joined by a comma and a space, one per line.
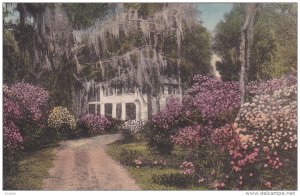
73, 4, 210, 118
239, 3, 258, 104
214, 3, 297, 82
3, 3, 115, 115
213, 4, 242, 81
4, 3, 211, 117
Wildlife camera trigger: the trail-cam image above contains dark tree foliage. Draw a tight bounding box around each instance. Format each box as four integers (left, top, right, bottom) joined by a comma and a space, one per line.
64, 3, 113, 29
214, 3, 297, 81
213, 4, 242, 81
3, 30, 20, 84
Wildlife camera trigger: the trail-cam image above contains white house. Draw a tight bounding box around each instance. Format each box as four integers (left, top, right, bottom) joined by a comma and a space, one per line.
87, 77, 182, 121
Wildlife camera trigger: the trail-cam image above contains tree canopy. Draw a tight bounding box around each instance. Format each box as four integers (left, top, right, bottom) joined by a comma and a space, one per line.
3, 3, 212, 115
213, 3, 297, 81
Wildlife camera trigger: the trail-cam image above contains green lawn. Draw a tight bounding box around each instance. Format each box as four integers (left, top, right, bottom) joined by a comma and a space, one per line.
106, 139, 206, 190
4, 147, 55, 190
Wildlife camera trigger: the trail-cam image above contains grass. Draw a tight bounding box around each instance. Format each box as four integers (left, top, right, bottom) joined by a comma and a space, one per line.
106, 139, 206, 190
4, 147, 56, 190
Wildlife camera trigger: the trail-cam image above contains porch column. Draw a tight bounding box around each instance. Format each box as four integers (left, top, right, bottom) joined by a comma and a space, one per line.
100, 103, 105, 115
121, 103, 126, 120
112, 103, 116, 119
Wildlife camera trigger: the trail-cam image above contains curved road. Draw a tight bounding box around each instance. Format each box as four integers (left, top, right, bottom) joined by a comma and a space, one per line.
43, 134, 140, 190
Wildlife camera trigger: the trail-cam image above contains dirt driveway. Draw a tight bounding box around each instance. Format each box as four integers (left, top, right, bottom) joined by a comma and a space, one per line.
43, 134, 141, 190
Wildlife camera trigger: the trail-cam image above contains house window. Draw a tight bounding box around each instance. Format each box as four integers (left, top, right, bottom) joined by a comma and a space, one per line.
103, 87, 108, 96
164, 85, 168, 95
105, 103, 112, 117
96, 86, 100, 100
160, 86, 164, 95
168, 85, 173, 94
124, 86, 135, 94
116, 87, 122, 95
88, 104, 96, 114
108, 87, 114, 96
116, 103, 122, 119
126, 103, 136, 120
96, 104, 101, 114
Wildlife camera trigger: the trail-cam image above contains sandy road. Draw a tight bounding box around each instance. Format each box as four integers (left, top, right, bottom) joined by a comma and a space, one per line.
42, 134, 140, 190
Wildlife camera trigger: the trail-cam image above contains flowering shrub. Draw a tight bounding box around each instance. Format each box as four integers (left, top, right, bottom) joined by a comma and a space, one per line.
151, 97, 183, 130
180, 161, 195, 175
165, 76, 241, 185
229, 84, 297, 189
7, 83, 49, 121
3, 83, 49, 149
247, 74, 297, 96
3, 119, 23, 150
48, 107, 76, 137
237, 85, 297, 151
122, 120, 146, 134
3, 83, 49, 176
78, 114, 111, 136
145, 97, 184, 154
172, 125, 202, 148
184, 75, 240, 124
3, 88, 22, 150
121, 120, 146, 141
211, 124, 240, 151
144, 74, 296, 189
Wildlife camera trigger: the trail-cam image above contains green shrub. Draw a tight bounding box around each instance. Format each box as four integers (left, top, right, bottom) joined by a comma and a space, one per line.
152, 173, 197, 188
121, 129, 135, 142
106, 117, 123, 134
119, 149, 143, 166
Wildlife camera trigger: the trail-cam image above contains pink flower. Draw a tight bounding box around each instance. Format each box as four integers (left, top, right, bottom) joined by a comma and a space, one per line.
265, 181, 272, 189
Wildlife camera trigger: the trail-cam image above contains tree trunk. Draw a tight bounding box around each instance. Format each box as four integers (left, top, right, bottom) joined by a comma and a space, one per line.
239, 3, 258, 105
147, 92, 153, 120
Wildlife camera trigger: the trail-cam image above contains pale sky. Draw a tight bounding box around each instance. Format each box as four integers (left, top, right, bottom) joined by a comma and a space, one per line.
197, 3, 234, 32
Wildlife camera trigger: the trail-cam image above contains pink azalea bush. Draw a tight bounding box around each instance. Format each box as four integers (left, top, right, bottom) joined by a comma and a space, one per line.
151, 97, 183, 130
184, 75, 240, 123
211, 124, 240, 152
172, 125, 202, 148
6, 83, 49, 121
78, 114, 111, 136
247, 74, 296, 96
3, 119, 23, 150
3, 83, 49, 150
145, 97, 184, 154
3, 83, 49, 176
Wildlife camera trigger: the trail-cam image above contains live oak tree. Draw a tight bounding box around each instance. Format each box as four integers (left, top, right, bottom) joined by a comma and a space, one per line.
4, 3, 211, 117
73, 3, 211, 118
